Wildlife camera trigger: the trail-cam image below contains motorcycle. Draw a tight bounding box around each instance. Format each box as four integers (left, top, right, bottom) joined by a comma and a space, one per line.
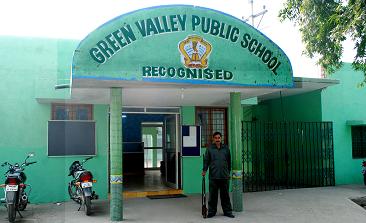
362, 160, 366, 185
68, 157, 98, 215
0, 153, 36, 223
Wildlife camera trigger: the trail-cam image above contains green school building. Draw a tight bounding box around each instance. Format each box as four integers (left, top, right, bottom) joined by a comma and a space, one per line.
0, 5, 365, 221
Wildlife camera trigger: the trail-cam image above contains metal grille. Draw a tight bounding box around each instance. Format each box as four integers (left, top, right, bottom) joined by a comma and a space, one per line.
242, 121, 335, 192
52, 103, 93, 120
352, 126, 366, 158
196, 107, 227, 147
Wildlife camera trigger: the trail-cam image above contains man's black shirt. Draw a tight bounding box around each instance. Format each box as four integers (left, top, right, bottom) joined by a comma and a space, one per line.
203, 143, 231, 179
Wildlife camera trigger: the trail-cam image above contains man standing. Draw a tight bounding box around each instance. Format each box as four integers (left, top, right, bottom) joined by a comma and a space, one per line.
202, 132, 234, 218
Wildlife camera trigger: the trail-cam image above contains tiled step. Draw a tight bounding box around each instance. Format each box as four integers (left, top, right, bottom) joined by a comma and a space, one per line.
123, 189, 183, 199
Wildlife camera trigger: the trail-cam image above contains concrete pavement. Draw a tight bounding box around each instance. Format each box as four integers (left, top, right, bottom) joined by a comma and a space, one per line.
1, 185, 366, 223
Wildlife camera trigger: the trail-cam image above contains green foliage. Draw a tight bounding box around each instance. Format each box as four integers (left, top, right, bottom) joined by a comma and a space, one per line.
279, 0, 366, 86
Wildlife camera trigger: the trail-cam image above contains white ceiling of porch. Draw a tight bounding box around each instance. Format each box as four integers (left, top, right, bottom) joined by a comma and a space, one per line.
37, 77, 339, 106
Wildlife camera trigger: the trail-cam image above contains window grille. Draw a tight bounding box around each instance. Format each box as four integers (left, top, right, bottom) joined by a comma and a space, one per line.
196, 107, 227, 147
52, 104, 93, 120
352, 126, 366, 158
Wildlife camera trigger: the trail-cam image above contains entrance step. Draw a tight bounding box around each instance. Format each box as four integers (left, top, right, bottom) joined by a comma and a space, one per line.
123, 189, 183, 199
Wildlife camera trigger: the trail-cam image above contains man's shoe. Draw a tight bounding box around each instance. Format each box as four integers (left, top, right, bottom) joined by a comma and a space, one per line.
224, 213, 235, 218
207, 213, 215, 218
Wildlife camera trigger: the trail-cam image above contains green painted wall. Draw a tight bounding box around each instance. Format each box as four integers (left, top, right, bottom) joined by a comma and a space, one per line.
242, 106, 253, 121
253, 90, 322, 122
322, 63, 366, 185
0, 36, 78, 100
0, 37, 109, 203
252, 104, 269, 121
181, 106, 204, 194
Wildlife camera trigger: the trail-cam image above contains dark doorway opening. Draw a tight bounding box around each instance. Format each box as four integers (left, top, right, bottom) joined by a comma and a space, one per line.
121, 113, 181, 193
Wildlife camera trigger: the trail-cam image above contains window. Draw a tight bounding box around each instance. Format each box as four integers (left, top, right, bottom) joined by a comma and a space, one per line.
48, 120, 96, 156
49, 104, 95, 156
142, 134, 154, 148
352, 126, 366, 158
196, 107, 227, 147
52, 104, 93, 120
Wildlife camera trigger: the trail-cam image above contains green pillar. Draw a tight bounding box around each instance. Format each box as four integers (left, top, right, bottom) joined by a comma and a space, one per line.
230, 92, 243, 212
110, 88, 123, 221
152, 149, 157, 168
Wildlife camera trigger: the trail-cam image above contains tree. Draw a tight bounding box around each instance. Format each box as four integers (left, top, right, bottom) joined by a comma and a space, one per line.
279, 0, 366, 86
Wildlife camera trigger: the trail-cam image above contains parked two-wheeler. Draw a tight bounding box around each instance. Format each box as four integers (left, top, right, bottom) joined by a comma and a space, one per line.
0, 153, 36, 223
362, 160, 366, 185
68, 157, 98, 215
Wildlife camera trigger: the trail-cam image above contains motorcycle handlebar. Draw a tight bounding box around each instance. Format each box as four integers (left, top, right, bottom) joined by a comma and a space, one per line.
27, 161, 37, 165
81, 157, 93, 164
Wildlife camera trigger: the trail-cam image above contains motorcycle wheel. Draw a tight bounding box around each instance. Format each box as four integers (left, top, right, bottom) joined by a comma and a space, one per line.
84, 196, 92, 216
68, 182, 73, 198
7, 204, 16, 223
68, 183, 79, 203
364, 174, 366, 186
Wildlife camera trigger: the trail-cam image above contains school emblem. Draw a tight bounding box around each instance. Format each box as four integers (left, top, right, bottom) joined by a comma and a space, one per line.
178, 35, 212, 68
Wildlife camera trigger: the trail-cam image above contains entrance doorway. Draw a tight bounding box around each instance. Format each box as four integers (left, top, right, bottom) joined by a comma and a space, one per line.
119, 108, 181, 193
140, 122, 165, 191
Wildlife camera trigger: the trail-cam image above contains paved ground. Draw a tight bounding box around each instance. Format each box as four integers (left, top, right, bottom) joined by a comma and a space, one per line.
1, 185, 366, 223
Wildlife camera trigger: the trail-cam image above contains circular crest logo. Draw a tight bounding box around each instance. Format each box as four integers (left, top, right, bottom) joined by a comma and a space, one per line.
178, 35, 212, 68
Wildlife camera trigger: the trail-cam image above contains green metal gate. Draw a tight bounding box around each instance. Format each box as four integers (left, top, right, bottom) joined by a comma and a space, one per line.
242, 121, 335, 192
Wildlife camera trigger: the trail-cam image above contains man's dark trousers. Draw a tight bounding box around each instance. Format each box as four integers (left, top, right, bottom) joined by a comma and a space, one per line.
208, 179, 232, 215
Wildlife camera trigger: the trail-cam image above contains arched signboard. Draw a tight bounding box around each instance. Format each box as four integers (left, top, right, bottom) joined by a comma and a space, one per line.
72, 5, 293, 87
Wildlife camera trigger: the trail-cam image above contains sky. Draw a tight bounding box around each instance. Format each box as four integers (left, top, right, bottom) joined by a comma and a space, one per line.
0, 0, 354, 78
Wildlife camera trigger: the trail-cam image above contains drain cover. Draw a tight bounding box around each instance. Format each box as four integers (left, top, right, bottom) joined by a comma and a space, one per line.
350, 196, 366, 208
